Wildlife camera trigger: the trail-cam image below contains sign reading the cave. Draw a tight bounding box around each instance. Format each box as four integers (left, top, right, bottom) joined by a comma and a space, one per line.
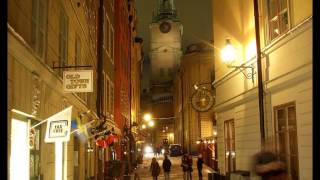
63, 70, 93, 92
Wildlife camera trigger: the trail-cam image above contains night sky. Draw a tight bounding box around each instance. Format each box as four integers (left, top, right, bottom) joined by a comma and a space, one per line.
136, 0, 213, 54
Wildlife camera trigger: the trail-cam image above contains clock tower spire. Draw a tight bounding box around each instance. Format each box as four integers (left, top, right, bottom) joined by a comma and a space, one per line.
153, 0, 178, 22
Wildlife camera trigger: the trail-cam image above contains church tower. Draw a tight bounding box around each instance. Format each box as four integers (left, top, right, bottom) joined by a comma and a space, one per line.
150, 0, 183, 84
148, 0, 183, 145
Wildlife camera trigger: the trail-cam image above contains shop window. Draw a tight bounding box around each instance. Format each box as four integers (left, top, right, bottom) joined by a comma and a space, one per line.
267, 0, 290, 42
10, 118, 29, 180
274, 102, 299, 180
10, 117, 42, 180
31, 0, 48, 59
224, 119, 236, 173
30, 120, 42, 180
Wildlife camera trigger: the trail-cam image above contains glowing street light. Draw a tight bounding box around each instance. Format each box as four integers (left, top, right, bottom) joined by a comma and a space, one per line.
148, 120, 154, 127
141, 124, 146, 129
143, 113, 152, 122
221, 38, 237, 65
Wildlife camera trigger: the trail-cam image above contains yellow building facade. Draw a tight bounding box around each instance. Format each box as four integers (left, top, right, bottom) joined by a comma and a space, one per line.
8, 0, 119, 179
213, 0, 312, 179
173, 43, 215, 153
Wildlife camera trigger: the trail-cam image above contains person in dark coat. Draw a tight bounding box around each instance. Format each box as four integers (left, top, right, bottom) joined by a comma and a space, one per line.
187, 154, 193, 180
150, 157, 161, 180
181, 154, 190, 180
253, 151, 289, 180
197, 154, 204, 179
162, 155, 172, 180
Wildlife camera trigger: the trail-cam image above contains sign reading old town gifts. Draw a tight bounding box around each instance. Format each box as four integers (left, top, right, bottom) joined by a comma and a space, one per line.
63, 70, 93, 92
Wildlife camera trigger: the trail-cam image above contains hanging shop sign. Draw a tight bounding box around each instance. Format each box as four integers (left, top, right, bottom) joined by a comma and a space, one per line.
45, 106, 73, 143
63, 70, 93, 92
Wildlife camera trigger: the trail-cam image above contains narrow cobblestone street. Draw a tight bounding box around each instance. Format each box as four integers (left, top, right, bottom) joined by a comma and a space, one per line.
134, 154, 214, 180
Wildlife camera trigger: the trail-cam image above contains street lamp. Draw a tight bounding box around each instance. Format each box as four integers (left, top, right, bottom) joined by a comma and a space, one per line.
221, 38, 256, 84
220, 36, 265, 147
143, 113, 152, 122
148, 120, 155, 127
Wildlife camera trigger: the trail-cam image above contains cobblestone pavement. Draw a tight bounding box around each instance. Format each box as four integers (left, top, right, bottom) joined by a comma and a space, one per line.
133, 154, 214, 180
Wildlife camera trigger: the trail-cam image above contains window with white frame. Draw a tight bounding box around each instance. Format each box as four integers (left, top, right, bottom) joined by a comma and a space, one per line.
274, 102, 299, 180
31, 0, 48, 59
59, 7, 69, 76
267, 0, 290, 41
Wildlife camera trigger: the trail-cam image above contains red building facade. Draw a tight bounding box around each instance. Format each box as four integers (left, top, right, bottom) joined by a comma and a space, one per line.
114, 0, 131, 159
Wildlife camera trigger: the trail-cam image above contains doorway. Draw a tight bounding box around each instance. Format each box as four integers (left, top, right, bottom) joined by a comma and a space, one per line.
224, 119, 236, 173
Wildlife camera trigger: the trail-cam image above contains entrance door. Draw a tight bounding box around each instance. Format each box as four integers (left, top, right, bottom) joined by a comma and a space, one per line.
274, 102, 299, 180
224, 119, 236, 173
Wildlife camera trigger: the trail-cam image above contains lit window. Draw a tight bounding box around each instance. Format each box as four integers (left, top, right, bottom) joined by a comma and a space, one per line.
267, 0, 289, 41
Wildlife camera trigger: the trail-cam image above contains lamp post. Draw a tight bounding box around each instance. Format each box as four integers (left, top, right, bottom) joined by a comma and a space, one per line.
253, 0, 266, 147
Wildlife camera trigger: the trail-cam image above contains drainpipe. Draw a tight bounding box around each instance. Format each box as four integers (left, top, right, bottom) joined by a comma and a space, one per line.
253, 0, 265, 148
96, 1, 104, 180
180, 68, 185, 153
97, 0, 104, 119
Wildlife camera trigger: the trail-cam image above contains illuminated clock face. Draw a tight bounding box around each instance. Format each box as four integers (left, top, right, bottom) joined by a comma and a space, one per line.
159, 21, 171, 33
191, 89, 215, 112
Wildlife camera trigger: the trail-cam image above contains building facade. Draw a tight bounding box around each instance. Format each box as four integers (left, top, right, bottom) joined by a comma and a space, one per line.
212, 0, 312, 179
7, 0, 133, 179
148, 0, 183, 147
173, 43, 215, 153
8, 0, 102, 179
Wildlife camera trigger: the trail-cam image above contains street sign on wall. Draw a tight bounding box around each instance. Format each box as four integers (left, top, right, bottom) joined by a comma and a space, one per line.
63, 70, 93, 92
45, 106, 73, 143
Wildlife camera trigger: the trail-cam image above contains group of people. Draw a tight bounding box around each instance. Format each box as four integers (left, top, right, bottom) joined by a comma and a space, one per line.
181, 154, 204, 180
149, 154, 204, 180
148, 150, 289, 180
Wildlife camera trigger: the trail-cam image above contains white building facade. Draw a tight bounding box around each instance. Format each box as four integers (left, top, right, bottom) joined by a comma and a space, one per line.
212, 0, 312, 179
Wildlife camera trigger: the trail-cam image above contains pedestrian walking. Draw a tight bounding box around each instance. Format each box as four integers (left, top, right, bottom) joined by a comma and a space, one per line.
153, 146, 157, 157
197, 154, 204, 179
150, 157, 161, 180
187, 154, 193, 180
162, 155, 172, 180
253, 151, 289, 180
181, 154, 190, 180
